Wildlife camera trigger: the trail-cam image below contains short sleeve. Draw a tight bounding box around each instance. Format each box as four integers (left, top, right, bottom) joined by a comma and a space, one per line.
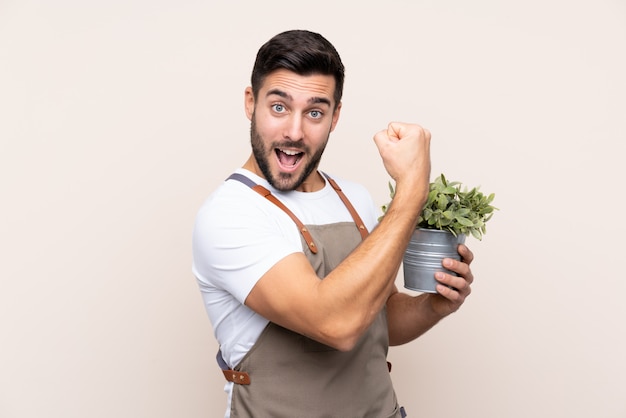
192, 183, 302, 304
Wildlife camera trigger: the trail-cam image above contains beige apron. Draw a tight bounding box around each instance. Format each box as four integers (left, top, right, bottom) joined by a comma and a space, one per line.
225, 173, 403, 418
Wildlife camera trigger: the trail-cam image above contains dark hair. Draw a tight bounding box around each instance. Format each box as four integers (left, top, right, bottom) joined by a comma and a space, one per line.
251, 30, 345, 109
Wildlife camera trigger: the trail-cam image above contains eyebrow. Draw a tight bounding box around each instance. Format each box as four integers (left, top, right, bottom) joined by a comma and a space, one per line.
266, 88, 332, 107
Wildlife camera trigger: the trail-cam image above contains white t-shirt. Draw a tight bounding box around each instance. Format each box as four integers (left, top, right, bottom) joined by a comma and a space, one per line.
191, 168, 379, 415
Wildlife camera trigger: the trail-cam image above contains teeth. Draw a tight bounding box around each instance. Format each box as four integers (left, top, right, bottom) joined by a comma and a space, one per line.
280, 149, 301, 156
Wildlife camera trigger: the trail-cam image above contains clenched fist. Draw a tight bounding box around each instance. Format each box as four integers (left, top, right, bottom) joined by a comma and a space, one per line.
373, 122, 431, 191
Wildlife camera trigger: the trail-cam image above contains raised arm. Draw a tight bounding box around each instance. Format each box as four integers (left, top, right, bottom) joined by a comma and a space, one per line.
245, 122, 431, 351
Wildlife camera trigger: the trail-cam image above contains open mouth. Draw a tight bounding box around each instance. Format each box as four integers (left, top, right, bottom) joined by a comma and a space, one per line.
276, 148, 303, 169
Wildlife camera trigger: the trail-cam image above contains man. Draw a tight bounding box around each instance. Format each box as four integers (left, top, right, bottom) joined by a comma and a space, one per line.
192, 29, 474, 418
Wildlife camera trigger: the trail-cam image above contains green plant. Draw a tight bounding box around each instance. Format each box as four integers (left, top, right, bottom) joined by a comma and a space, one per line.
380, 174, 497, 240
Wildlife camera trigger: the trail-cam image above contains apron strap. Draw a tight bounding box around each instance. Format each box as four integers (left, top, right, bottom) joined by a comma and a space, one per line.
226, 173, 318, 254
226, 172, 370, 254
321, 172, 369, 240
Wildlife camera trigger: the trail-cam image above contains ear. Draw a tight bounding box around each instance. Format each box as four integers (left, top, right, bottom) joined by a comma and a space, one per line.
244, 87, 254, 120
329, 101, 342, 132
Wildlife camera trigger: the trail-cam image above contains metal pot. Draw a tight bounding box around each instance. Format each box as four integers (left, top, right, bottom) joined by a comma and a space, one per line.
403, 228, 466, 293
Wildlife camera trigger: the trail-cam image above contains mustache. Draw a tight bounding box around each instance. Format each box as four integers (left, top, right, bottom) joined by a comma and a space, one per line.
273, 141, 309, 152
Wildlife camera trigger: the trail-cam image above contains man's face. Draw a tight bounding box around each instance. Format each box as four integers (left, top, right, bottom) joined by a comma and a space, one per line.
245, 69, 341, 192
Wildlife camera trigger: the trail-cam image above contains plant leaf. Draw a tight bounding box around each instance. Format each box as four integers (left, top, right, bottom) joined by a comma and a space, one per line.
456, 216, 474, 227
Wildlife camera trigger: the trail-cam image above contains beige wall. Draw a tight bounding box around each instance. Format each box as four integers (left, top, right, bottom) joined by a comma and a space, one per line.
1, 1, 625, 417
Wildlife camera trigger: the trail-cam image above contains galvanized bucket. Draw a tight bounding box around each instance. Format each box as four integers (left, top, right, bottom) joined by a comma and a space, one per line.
403, 228, 466, 293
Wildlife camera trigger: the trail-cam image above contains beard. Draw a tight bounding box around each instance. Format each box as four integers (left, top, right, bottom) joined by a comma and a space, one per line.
250, 114, 329, 191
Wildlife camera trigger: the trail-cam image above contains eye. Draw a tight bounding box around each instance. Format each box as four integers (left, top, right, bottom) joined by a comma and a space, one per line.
272, 103, 285, 113
309, 110, 323, 119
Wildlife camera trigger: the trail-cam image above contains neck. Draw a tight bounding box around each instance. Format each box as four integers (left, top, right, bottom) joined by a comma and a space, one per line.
296, 171, 325, 192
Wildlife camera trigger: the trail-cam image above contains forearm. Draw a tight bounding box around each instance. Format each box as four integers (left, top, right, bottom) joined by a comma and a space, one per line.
317, 183, 426, 347
314, 121, 433, 348
386, 290, 445, 346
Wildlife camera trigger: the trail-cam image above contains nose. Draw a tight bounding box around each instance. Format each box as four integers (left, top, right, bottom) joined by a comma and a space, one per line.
284, 114, 304, 142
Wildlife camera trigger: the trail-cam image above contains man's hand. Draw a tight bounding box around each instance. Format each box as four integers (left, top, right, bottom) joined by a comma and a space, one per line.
429, 243, 475, 316
373, 122, 431, 191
